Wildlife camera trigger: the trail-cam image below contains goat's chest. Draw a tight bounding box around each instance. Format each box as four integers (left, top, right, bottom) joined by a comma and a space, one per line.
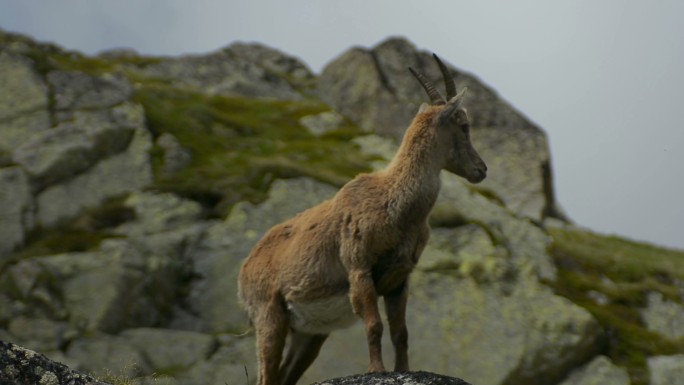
370, 240, 420, 296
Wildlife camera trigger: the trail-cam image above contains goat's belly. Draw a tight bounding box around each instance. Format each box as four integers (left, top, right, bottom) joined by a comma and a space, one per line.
287, 295, 357, 334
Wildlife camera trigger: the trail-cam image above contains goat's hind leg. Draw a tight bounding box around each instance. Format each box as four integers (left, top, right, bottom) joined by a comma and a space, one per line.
254, 297, 289, 385
279, 331, 328, 385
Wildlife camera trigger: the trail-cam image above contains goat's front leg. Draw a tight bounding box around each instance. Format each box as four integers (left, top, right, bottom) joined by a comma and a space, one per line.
384, 281, 409, 372
349, 269, 385, 373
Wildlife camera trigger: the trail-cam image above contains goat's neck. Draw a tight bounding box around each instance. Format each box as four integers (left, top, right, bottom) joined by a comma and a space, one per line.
384, 129, 443, 222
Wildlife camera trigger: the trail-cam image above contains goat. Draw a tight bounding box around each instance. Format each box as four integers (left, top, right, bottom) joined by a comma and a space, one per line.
238, 54, 487, 385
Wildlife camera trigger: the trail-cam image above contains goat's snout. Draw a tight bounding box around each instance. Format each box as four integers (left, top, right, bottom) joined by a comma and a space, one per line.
468, 166, 487, 184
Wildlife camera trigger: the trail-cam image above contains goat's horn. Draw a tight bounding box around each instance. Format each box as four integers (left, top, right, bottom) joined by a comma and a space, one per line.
409, 67, 445, 105
433, 54, 457, 100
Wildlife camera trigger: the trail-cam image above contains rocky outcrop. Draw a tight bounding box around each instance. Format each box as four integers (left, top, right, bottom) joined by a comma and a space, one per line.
312, 371, 471, 385
0, 340, 110, 385
127, 42, 311, 100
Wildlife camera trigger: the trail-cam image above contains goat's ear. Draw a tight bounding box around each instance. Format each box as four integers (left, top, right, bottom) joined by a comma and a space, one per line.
440, 87, 468, 120
418, 103, 430, 113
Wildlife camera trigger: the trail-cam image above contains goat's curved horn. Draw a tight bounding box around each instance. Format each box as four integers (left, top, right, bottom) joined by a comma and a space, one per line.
433, 54, 457, 100
409, 67, 445, 105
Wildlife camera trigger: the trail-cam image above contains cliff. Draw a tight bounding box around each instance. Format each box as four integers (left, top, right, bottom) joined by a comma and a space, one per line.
0, 29, 683, 385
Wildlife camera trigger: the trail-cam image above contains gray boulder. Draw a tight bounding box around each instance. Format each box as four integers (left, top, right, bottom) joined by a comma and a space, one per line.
557, 356, 630, 385
47, 70, 133, 121
641, 291, 684, 339
0, 340, 110, 385
0, 52, 50, 152
1, 239, 179, 333
648, 354, 684, 385
65, 334, 150, 378
12, 106, 137, 190
35, 103, 153, 227
0, 166, 33, 257
132, 46, 303, 100
119, 328, 217, 371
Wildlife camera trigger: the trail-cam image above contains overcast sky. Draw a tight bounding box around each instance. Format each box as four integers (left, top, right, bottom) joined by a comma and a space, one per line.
1, 0, 683, 251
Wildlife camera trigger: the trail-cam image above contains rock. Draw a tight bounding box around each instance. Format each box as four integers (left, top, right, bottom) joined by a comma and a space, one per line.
0, 52, 51, 152
119, 328, 218, 371
35, 103, 153, 227
300, 110, 347, 136
185, 177, 338, 333
319, 37, 557, 221
178, 335, 255, 385
133, 48, 302, 100
6, 316, 77, 353
2, 240, 179, 333
312, 371, 471, 385
641, 291, 684, 339
113, 191, 209, 259
406, 271, 600, 385
65, 334, 150, 378
12, 106, 137, 190
114, 192, 203, 236
229, 42, 315, 86
156, 132, 193, 176
0, 166, 33, 257
0, 340, 110, 385
648, 354, 684, 385
47, 70, 133, 120
557, 356, 630, 385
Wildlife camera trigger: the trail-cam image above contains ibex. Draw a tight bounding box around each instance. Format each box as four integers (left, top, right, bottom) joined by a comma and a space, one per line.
238, 54, 487, 385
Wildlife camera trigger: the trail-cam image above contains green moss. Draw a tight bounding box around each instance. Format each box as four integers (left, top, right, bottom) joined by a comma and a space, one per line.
548, 227, 684, 385
134, 84, 371, 216
0, 197, 133, 272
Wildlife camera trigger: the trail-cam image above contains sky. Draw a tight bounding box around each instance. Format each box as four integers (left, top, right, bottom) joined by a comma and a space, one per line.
1, 0, 683, 251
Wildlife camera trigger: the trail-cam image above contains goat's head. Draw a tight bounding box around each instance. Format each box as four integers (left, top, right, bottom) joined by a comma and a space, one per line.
409, 54, 487, 184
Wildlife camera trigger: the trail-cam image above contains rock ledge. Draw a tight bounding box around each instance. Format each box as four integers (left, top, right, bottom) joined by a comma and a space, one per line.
313, 371, 472, 385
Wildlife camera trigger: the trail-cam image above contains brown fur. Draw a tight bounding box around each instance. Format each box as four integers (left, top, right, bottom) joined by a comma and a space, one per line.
238, 62, 487, 385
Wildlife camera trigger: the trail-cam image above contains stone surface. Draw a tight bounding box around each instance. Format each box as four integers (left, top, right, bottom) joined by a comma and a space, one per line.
2, 239, 179, 333
313, 371, 471, 385
648, 354, 684, 385
35, 103, 153, 227
6, 316, 77, 353
65, 334, 150, 378
229, 41, 314, 86
13, 106, 137, 189
0, 340, 110, 385
0, 51, 50, 151
0, 166, 33, 257
47, 70, 132, 118
300, 110, 347, 136
133, 47, 303, 99
641, 291, 684, 339
557, 356, 630, 385
156, 132, 193, 176
119, 328, 217, 371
